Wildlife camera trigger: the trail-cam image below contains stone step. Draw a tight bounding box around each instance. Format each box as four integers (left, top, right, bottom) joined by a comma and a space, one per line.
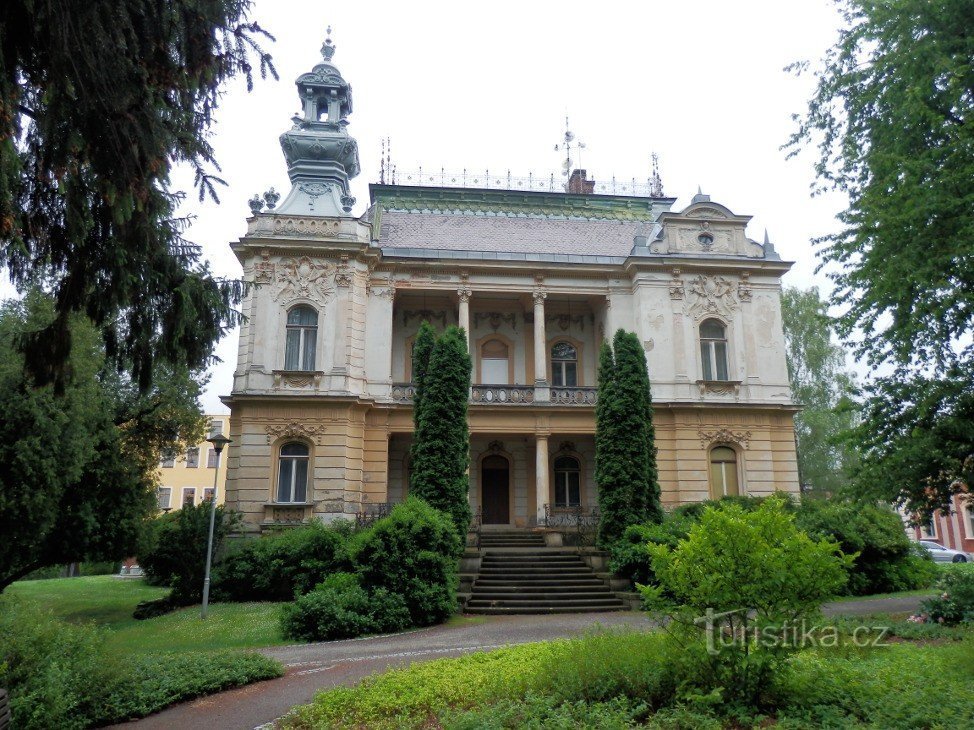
471, 586, 612, 597
479, 541, 547, 547
478, 567, 594, 576
466, 605, 627, 615
466, 598, 625, 609
481, 554, 582, 562
480, 560, 587, 569
473, 578, 608, 588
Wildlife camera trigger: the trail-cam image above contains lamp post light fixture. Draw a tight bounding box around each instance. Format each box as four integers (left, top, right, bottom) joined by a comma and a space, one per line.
201, 432, 231, 619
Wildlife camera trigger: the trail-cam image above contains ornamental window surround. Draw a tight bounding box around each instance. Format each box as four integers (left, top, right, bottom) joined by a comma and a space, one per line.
551, 342, 578, 387
277, 441, 310, 503
284, 305, 319, 371
700, 318, 729, 381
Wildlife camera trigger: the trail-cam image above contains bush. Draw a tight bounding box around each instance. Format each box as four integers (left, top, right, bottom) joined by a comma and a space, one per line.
641, 497, 852, 711
0, 596, 282, 728
920, 568, 974, 625
608, 516, 694, 586
279, 573, 411, 642
213, 521, 354, 602
137, 503, 239, 604
355, 498, 460, 627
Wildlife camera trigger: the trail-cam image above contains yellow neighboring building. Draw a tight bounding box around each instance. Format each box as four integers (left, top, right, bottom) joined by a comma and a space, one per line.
156, 415, 230, 512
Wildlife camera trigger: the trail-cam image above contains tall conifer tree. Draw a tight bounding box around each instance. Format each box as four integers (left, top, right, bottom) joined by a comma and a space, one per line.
410, 322, 437, 428
410, 326, 472, 542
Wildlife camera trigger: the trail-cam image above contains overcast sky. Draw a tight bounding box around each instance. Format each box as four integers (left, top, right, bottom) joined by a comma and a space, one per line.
166, 0, 848, 413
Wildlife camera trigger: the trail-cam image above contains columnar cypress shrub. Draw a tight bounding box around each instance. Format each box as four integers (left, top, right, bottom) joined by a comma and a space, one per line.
614, 330, 663, 523
596, 330, 662, 546
410, 326, 472, 541
411, 321, 436, 417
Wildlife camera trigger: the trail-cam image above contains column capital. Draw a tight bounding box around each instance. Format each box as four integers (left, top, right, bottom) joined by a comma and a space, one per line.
533, 289, 547, 305
458, 286, 472, 303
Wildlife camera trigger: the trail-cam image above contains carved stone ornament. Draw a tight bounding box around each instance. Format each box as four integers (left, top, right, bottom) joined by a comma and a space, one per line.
696, 379, 742, 399
533, 290, 547, 306
403, 309, 448, 328
275, 256, 334, 303
254, 249, 275, 285
335, 254, 352, 288
669, 268, 684, 300
474, 311, 517, 331
265, 421, 327, 446
457, 287, 472, 303
685, 274, 738, 319
487, 440, 505, 453
367, 279, 396, 298
273, 370, 323, 389
738, 272, 753, 302
546, 313, 585, 332
557, 441, 576, 454
298, 181, 332, 213
698, 428, 751, 450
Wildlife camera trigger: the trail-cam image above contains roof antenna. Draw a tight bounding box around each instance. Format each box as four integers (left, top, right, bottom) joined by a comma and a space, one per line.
554, 116, 586, 187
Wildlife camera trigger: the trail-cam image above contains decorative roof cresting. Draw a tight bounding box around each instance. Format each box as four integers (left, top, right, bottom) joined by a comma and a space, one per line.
273, 25, 360, 217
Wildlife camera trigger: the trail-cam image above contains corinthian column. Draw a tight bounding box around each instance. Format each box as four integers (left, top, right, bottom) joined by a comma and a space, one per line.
535, 434, 549, 525
533, 290, 547, 384
458, 287, 471, 350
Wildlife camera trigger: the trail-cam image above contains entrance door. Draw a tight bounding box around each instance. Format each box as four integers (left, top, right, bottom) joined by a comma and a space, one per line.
481, 455, 510, 525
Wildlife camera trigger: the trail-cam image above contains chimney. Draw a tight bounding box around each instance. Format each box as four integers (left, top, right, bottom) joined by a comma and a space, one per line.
567, 169, 595, 194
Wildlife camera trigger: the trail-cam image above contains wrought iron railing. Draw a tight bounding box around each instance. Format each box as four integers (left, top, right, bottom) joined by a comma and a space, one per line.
390, 383, 597, 406
541, 504, 600, 547
391, 168, 660, 198
355, 502, 393, 529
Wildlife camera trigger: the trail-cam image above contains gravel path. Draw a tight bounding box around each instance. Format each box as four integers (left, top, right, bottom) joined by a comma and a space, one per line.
112, 594, 930, 730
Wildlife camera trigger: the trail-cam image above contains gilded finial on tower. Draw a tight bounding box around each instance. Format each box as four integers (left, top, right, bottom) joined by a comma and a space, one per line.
321, 25, 336, 61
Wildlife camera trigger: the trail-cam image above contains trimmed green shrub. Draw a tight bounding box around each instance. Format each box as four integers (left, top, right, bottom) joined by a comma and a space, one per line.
608, 518, 693, 586
356, 498, 460, 627
0, 596, 282, 728
920, 567, 974, 625
213, 521, 353, 602
137, 503, 239, 604
279, 572, 412, 642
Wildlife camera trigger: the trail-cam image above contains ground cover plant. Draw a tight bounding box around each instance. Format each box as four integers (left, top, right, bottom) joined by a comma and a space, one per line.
0, 594, 282, 729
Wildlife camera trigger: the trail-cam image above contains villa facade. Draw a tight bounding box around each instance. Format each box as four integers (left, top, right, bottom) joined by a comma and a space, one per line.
222, 34, 800, 533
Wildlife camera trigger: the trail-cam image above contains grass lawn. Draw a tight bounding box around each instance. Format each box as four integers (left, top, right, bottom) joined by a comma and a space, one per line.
830, 588, 935, 603
7, 575, 288, 654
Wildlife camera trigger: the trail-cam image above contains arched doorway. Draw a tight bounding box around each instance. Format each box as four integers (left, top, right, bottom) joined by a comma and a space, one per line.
481, 454, 510, 525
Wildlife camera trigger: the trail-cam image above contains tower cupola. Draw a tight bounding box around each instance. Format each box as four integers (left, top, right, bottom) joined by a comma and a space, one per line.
276, 27, 361, 216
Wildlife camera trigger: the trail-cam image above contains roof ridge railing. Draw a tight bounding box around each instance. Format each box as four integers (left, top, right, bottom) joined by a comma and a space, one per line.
381, 168, 659, 198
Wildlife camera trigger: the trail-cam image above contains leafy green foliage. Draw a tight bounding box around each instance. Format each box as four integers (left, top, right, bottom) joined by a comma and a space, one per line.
355, 498, 460, 628
410, 321, 437, 421
409, 326, 472, 540
0, 0, 276, 390
780, 286, 859, 495
607, 519, 694, 586
641, 498, 852, 710
920, 568, 974, 625
213, 522, 353, 602
0, 596, 282, 728
788, 0, 974, 514
596, 330, 662, 546
0, 294, 207, 591
137, 503, 239, 605
279, 572, 410, 642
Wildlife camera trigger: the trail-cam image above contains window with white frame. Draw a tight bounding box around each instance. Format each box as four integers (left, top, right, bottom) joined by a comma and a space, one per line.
284, 305, 318, 370
551, 342, 578, 387
206, 447, 219, 468
710, 446, 739, 498
203, 488, 215, 503
919, 517, 937, 539
700, 319, 729, 381
182, 487, 196, 507
160, 449, 176, 468
277, 442, 310, 503
185, 446, 200, 468
553, 456, 581, 507
481, 339, 510, 384
157, 487, 172, 510
208, 419, 224, 437
965, 504, 974, 539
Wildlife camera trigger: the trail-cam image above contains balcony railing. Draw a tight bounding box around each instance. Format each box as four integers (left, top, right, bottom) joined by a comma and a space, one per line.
389, 384, 597, 406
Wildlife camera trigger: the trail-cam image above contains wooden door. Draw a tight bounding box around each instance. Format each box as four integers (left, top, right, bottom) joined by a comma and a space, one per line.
481, 455, 510, 524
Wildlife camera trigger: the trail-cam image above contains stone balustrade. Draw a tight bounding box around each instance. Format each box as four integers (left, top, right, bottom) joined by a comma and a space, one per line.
389, 383, 598, 406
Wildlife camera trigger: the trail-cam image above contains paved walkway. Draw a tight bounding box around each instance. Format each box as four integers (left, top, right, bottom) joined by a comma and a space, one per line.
114, 595, 928, 730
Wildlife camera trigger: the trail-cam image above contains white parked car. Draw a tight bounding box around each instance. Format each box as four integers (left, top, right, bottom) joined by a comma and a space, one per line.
918, 540, 970, 563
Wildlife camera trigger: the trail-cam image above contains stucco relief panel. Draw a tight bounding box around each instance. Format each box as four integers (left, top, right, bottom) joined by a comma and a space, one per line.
684, 275, 739, 320
275, 256, 335, 304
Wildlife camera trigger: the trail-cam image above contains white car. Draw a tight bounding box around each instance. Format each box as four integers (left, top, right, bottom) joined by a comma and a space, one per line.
919, 540, 970, 563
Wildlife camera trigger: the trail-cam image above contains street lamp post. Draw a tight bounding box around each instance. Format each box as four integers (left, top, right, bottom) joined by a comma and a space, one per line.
201, 432, 231, 619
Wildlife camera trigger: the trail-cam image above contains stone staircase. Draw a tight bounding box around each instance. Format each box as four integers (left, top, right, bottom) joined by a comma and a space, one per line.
465, 530, 626, 615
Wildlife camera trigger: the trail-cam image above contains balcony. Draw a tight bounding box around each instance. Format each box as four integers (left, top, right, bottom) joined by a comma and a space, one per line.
390, 383, 597, 406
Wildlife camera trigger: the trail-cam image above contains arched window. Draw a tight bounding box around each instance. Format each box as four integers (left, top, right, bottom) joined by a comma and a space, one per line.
700, 319, 729, 381
285, 306, 318, 371
551, 342, 578, 387
277, 442, 310, 503
710, 446, 739, 498
481, 339, 510, 384
553, 455, 581, 507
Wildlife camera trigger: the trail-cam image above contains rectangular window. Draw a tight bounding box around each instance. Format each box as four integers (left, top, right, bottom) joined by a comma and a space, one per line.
293, 459, 308, 502
482, 358, 509, 384
160, 450, 176, 468
554, 472, 581, 507
285, 328, 301, 370
156, 487, 172, 510
919, 518, 937, 539
303, 330, 316, 371
277, 458, 294, 502
208, 419, 224, 437
185, 447, 200, 468
714, 342, 729, 380
966, 506, 974, 539
206, 447, 219, 468
182, 488, 196, 507
701, 342, 713, 380
203, 488, 215, 503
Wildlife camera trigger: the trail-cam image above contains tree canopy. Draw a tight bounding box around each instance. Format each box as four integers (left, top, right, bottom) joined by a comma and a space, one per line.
0, 294, 207, 591
789, 0, 974, 515
0, 0, 275, 390
780, 286, 858, 495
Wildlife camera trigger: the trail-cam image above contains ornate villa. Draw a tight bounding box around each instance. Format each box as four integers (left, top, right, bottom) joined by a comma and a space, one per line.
222, 33, 800, 533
